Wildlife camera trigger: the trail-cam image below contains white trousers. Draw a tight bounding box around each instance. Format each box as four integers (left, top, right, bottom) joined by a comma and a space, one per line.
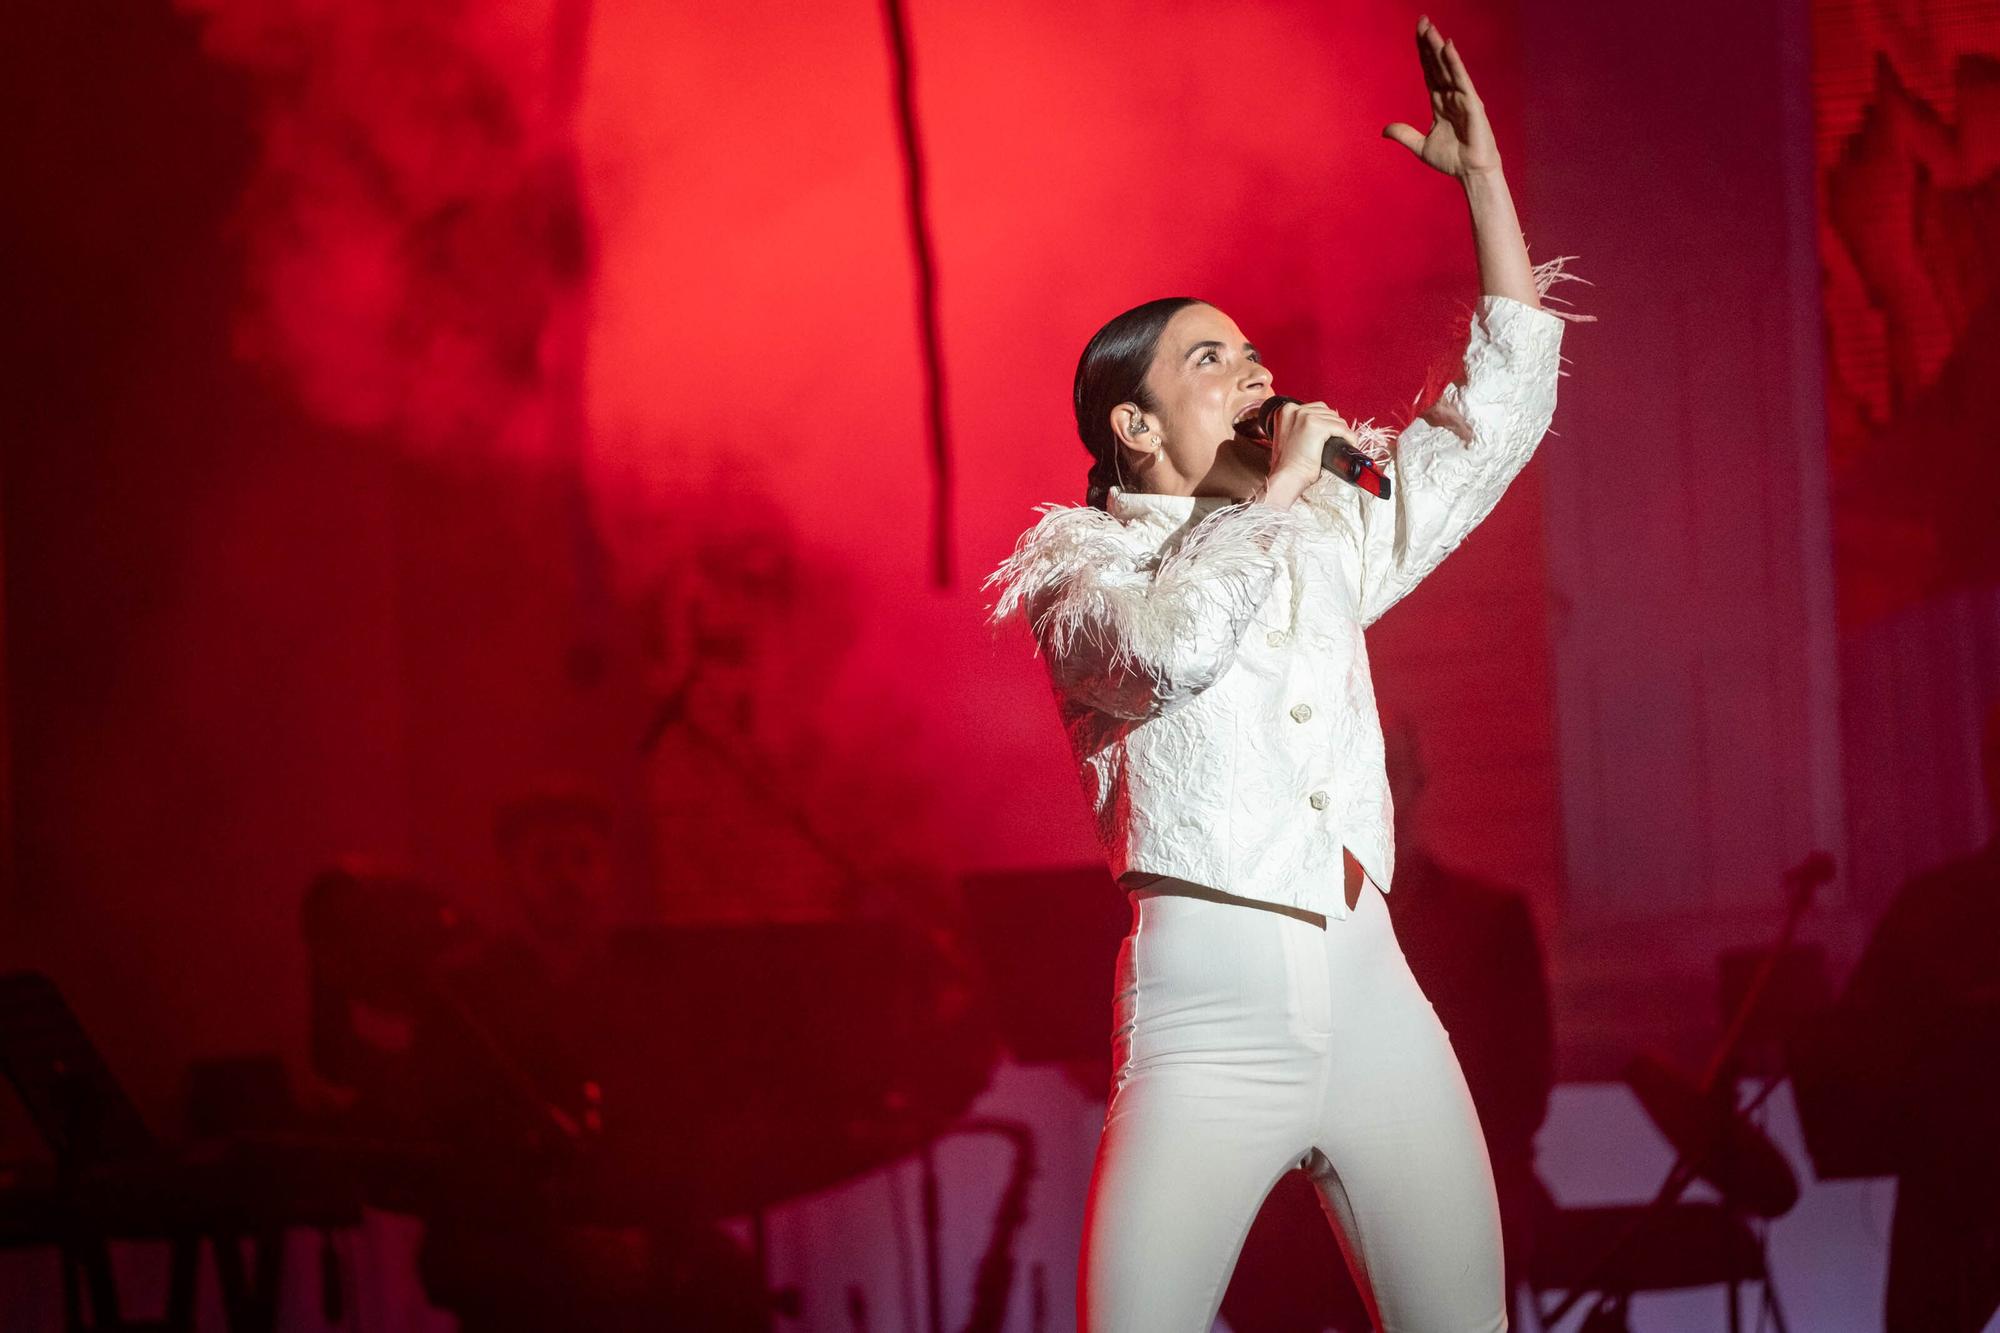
1079, 879, 1507, 1333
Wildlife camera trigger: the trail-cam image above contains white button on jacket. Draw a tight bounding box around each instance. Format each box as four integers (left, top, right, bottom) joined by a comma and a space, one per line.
988, 294, 1568, 921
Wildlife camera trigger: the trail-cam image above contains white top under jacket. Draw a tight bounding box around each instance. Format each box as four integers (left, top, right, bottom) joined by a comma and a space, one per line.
986, 293, 1568, 921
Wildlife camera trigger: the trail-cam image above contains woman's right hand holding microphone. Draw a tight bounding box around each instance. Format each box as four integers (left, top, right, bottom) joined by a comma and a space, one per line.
1254, 399, 1351, 510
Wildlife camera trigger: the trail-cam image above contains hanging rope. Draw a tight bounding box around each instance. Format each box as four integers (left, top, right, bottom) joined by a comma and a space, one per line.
879, 0, 955, 587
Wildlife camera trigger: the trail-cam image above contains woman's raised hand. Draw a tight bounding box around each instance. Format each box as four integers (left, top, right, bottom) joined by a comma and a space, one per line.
1381, 15, 1502, 180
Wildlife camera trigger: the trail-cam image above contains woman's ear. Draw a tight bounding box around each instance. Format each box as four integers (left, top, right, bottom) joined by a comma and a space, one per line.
1113, 402, 1162, 463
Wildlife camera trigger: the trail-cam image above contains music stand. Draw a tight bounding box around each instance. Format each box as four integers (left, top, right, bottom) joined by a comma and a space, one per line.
0, 972, 156, 1174
0, 970, 194, 1330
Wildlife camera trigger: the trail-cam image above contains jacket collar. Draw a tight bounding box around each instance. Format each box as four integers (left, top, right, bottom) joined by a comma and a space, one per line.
1107, 487, 1242, 538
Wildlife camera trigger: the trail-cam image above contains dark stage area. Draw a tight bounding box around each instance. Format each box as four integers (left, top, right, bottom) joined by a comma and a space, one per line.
3, 0, 1998, 1328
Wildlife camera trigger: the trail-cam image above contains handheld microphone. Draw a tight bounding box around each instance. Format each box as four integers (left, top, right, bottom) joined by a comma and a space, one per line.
1239, 396, 1393, 500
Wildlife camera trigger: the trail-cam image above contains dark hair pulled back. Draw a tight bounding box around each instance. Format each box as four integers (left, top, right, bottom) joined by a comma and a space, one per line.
1073, 296, 1204, 510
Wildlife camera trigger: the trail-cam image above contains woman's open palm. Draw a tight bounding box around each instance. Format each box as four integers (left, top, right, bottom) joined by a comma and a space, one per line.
1382, 16, 1502, 179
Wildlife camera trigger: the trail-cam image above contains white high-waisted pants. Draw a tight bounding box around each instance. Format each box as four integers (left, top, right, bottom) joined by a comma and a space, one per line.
1079, 879, 1507, 1333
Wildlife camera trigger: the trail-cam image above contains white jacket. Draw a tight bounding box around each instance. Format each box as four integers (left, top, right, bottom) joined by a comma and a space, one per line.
988, 293, 1568, 920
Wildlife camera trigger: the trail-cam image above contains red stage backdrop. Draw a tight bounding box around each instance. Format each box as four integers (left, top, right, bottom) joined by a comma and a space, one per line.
1813, 0, 2000, 625
1811, 0, 2000, 904
175, 0, 1566, 926
1, 0, 1565, 1130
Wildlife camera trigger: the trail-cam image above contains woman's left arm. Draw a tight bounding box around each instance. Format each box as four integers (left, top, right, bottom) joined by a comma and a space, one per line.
1358, 16, 1574, 626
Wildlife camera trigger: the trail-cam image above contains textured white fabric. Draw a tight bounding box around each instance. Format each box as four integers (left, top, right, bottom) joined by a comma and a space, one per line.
988, 293, 1567, 920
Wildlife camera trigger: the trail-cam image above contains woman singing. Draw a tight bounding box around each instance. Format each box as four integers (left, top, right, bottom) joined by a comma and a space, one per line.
986, 16, 1582, 1332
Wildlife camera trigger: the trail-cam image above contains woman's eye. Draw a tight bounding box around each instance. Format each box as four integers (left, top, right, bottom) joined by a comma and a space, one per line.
1199, 352, 1218, 364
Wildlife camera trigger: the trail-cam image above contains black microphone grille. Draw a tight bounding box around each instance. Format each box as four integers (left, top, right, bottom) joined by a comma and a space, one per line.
1244, 395, 1298, 442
